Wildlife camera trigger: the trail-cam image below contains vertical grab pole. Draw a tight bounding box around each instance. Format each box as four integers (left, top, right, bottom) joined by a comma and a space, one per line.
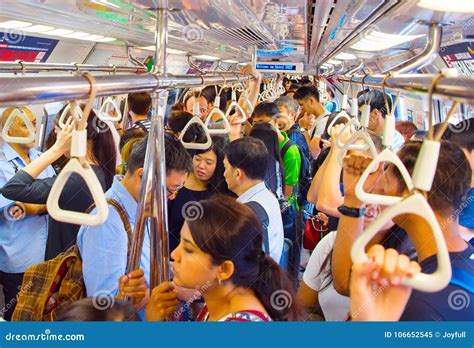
151, 1, 170, 288
127, 0, 170, 290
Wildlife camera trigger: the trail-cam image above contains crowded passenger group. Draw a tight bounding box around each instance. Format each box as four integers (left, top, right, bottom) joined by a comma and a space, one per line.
0, 64, 472, 322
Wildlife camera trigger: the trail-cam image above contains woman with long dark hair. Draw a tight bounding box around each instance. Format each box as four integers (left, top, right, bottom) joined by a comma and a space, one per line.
167, 136, 232, 253
1, 105, 117, 260
122, 195, 300, 321
249, 122, 285, 198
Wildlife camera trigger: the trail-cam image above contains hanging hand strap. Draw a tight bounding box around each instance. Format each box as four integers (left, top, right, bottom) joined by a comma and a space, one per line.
47, 73, 109, 226
1, 108, 36, 144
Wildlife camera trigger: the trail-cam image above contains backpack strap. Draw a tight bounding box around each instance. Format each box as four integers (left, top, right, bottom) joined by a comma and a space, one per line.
280, 139, 296, 159
136, 121, 148, 133
245, 201, 270, 255
85, 198, 132, 258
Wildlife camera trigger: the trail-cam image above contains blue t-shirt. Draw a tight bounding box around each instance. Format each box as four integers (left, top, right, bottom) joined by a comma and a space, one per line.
400, 244, 474, 321
459, 188, 474, 229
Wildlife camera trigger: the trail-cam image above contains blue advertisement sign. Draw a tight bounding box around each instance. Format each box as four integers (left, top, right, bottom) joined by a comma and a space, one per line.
0, 32, 59, 62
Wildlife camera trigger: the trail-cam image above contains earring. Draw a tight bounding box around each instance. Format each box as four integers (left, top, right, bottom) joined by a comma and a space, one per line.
217, 278, 222, 285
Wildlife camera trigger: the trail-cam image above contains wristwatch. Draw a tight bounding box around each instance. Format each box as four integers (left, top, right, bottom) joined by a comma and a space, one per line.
337, 205, 366, 218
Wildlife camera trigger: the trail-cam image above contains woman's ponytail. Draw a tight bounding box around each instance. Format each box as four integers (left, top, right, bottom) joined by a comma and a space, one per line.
251, 253, 300, 321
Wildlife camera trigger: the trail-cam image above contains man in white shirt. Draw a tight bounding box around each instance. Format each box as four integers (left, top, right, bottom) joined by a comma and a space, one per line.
357, 89, 405, 153
293, 86, 330, 159
223, 137, 284, 263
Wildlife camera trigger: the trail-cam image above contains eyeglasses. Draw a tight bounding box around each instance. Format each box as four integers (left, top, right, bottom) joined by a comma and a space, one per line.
166, 183, 185, 196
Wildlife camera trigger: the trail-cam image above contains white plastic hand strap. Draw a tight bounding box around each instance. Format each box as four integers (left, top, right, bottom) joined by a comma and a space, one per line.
340, 94, 348, 110
351, 192, 451, 293
355, 148, 414, 205
47, 73, 108, 226
277, 82, 286, 96
411, 140, 440, 193
336, 118, 359, 149
268, 85, 278, 100
337, 129, 378, 167
204, 97, 230, 135
59, 103, 83, 129
235, 82, 244, 93
351, 97, 358, 118
327, 110, 352, 136
1, 109, 35, 144
192, 99, 200, 118
179, 116, 212, 150
383, 111, 396, 149
225, 99, 247, 124
359, 104, 370, 128
98, 96, 122, 122
46, 158, 109, 226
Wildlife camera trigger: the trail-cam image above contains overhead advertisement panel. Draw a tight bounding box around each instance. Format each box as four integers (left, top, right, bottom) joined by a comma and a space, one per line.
0, 32, 59, 62
440, 41, 474, 77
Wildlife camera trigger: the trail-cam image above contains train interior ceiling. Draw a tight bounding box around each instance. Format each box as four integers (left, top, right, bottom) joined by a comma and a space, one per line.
0, 1, 471, 121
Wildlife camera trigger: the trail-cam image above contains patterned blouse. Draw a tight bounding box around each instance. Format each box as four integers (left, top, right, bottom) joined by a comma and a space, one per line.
196, 306, 271, 322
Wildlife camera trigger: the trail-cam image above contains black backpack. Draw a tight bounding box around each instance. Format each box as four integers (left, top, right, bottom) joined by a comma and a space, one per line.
280, 138, 312, 206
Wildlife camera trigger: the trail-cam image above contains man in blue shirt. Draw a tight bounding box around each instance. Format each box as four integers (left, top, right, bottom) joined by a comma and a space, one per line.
77, 135, 192, 300
0, 107, 56, 320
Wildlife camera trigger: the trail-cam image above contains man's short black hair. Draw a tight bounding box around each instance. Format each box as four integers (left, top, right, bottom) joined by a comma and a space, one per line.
293, 86, 320, 102
357, 89, 391, 119
251, 102, 280, 120
127, 92, 152, 116
127, 135, 192, 176
224, 137, 269, 181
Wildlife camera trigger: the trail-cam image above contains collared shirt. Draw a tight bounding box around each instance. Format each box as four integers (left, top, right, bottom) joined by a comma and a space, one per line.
0, 143, 56, 273
391, 129, 406, 153
237, 182, 284, 262
77, 176, 150, 297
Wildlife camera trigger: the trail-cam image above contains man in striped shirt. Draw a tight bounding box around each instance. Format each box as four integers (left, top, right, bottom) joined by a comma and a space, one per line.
127, 92, 152, 132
